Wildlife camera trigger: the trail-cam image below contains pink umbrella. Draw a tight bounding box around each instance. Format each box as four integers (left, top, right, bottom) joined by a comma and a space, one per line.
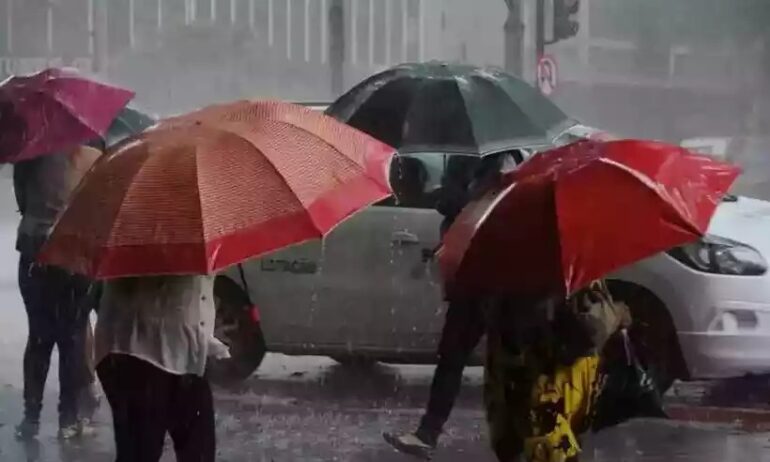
0, 68, 134, 162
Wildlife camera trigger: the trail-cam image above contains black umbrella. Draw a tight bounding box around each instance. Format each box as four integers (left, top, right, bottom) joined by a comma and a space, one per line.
104, 106, 156, 148
327, 62, 575, 156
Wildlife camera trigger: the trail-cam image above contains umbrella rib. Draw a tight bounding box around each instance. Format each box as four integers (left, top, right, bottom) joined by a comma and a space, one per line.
326, 67, 402, 121
453, 76, 484, 152
212, 117, 382, 193
43, 90, 105, 136
271, 119, 375, 178
81, 150, 153, 276
598, 157, 703, 235
8, 91, 102, 157
198, 125, 321, 234
33, 73, 131, 136
550, 174, 577, 296
191, 145, 209, 264
242, 119, 389, 230
400, 78, 433, 149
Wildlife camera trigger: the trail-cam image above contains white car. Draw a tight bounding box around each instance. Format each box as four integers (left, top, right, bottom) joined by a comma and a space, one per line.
552, 129, 770, 384
609, 195, 770, 382
619, 135, 770, 381
213, 118, 770, 390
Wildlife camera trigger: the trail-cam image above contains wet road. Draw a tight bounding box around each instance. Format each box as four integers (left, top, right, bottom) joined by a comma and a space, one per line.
2, 350, 770, 461
0, 181, 770, 461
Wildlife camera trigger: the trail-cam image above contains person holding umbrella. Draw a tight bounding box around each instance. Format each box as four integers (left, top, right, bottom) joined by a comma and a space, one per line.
384, 151, 517, 459
92, 275, 220, 461
482, 281, 632, 461
13, 141, 105, 440
76, 105, 157, 430
0, 69, 135, 440
438, 139, 740, 461
38, 100, 396, 461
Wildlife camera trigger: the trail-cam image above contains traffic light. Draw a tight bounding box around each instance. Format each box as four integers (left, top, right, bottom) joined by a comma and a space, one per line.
553, 0, 579, 41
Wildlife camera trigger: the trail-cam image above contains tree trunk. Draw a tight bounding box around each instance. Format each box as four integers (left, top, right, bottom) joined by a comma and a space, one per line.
503, 0, 524, 77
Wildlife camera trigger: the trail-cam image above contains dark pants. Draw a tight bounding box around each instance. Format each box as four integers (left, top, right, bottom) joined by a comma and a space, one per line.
416, 299, 485, 446
18, 254, 91, 426
97, 354, 216, 462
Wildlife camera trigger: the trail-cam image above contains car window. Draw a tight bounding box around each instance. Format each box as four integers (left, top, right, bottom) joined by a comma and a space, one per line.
378, 151, 529, 209
376, 153, 477, 209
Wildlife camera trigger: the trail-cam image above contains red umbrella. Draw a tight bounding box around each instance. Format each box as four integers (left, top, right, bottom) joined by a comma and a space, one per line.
439, 139, 740, 299
0, 68, 134, 162
38, 100, 395, 278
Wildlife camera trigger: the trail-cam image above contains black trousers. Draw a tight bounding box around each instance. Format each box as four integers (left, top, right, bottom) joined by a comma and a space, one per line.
97, 354, 215, 462
416, 299, 485, 445
18, 253, 91, 426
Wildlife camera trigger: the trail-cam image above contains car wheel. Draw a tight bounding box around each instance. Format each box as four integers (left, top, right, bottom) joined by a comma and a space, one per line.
209, 276, 267, 385
607, 281, 688, 393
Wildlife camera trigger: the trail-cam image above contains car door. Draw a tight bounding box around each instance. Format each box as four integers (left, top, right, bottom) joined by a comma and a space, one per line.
229, 240, 327, 351
226, 154, 452, 357
308, 153, 477, 358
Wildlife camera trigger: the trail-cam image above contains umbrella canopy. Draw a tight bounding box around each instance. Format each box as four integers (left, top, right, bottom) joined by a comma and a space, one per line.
39, 100, 395, 279
0, 68, 134, 162
439, 139, 740, 299
104, 106, 155, 148
326, 61, 575, 155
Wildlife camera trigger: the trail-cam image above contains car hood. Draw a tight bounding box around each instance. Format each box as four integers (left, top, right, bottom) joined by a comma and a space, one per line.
708, 196, 770, 255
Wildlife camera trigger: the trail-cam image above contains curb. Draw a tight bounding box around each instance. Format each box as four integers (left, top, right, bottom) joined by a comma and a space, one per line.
665, 404, 770, 432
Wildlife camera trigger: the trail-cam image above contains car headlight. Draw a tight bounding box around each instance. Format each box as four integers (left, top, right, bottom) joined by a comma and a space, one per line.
668, 236, 767, 276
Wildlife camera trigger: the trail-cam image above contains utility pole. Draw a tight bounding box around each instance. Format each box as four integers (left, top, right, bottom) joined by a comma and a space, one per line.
92, 0, 109, 74
329, 0, 345, 97
536, 0, 579, 87
536, 0, 545, 60
503, 0, 525, 78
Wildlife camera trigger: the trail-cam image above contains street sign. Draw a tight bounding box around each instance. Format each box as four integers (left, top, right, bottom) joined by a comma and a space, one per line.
536, 55, 558, 95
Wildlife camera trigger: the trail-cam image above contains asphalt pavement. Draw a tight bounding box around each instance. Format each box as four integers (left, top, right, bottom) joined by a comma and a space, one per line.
3, 355, 770, 461
1, 176, 770, 461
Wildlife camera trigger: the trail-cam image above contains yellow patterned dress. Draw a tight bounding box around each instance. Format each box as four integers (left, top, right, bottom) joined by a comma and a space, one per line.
484, 281, 629, 462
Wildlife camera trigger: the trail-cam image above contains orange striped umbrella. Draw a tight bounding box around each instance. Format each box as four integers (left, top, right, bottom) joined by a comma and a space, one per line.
39, 100, 395, 278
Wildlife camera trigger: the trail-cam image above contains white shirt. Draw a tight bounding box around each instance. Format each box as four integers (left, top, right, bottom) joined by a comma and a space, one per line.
95, 275, 216, 377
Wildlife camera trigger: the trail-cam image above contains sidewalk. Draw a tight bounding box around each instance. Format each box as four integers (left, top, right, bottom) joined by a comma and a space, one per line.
665, 377, 770, 431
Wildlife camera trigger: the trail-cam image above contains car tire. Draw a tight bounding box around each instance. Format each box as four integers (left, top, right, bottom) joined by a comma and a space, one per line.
607, 281, 688, 393
208, 276, 267, 385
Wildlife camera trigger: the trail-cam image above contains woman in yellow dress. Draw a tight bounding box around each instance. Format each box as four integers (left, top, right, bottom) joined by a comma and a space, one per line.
484, 280, 631, 462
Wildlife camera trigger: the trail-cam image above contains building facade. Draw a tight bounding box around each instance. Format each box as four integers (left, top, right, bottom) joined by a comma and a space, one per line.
0, 0, 760, 140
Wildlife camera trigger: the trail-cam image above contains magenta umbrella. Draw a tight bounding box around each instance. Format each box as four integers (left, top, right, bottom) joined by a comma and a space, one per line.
0, 68, 134, 162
